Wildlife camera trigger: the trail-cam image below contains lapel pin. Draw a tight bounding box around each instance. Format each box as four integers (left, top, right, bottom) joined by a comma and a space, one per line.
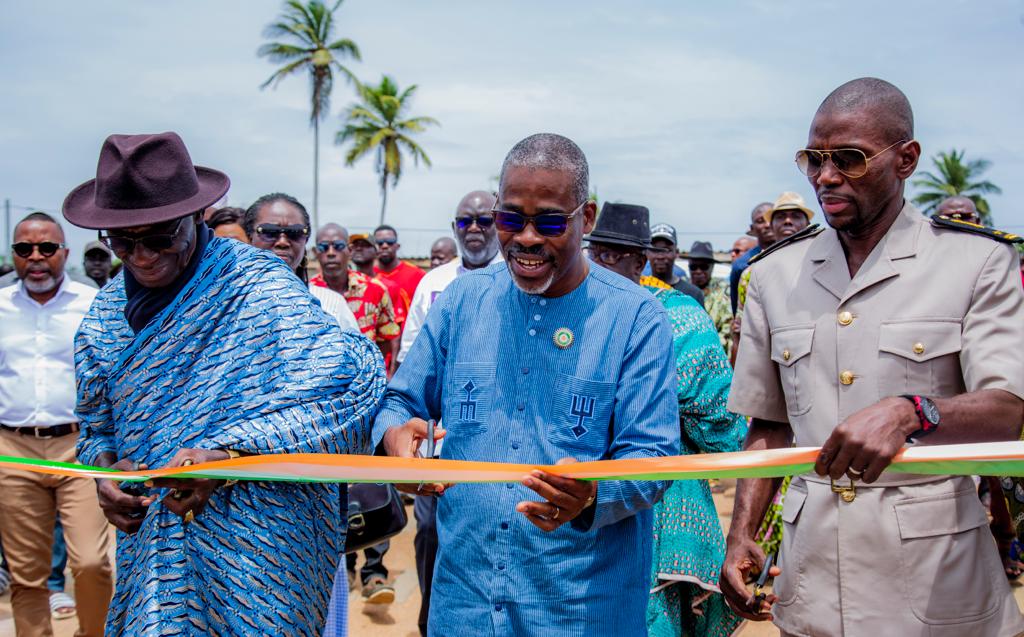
553, 327, 574, 349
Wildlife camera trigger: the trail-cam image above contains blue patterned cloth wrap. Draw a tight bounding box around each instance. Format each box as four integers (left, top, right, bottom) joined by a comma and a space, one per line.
74, 237, 386, 636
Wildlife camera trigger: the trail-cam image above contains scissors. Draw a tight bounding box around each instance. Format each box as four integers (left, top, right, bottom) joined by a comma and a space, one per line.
752, 553, 775, 606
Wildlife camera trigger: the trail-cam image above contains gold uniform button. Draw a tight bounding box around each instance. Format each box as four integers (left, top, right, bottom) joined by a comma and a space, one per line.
837, 311, 853, 326
782, 349, 791, 361
839, 371, 855, 385
912, 342, 925, 355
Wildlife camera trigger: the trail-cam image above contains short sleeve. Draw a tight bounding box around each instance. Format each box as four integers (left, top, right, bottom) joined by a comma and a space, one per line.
960, 243, 1024, 398
727, 266, 789, 422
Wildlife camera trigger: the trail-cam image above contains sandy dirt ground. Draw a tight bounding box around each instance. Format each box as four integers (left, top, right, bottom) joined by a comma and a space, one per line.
2, 483, 1022, 636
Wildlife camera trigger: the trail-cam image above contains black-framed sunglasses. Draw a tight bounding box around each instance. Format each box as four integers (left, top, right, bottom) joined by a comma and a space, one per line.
255, 224, 309, 243
588, 244, 645, 266
795, 139, 907, 179
454, 214, 495, 231
316, 240, 348, 253
491, 201, 585, 237
12, 241, 66, 258
375, 238, 397, 247
99, 216, 189, 256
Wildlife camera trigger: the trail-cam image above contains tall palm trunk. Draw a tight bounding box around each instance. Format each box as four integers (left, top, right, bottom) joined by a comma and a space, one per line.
312, 117, 320, 231
379, 170, 388, 225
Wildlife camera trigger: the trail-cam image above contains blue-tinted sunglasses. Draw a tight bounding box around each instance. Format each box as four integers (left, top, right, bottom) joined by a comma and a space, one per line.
491, 201, 585, 237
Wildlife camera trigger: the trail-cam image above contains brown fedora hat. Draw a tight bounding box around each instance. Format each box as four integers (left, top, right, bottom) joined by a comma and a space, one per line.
63, 132, 230, 229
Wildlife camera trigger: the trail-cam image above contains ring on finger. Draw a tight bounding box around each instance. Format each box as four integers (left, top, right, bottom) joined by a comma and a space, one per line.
847, 467, 865, 479
183, 509, 194, 525
551, 506, 560, 521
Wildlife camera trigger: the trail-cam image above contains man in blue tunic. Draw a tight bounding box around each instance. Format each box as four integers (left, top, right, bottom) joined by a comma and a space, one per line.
62, 132, 386, 636
375, 133, 681, 636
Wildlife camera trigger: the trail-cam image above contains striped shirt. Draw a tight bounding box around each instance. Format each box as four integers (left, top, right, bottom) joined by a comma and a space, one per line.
374, 262, 680, 636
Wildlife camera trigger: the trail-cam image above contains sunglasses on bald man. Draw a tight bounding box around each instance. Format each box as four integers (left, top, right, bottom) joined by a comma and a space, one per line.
795, 140, 907, 179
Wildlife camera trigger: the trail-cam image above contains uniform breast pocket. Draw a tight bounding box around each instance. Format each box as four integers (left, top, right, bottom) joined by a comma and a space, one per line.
546, 373, 616, 458
445, 362, 497, 436
878, 319, 963, 397
770, 325, 815, 416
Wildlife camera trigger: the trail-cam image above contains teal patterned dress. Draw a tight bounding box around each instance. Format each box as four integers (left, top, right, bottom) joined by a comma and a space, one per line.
645, 287, 747, 637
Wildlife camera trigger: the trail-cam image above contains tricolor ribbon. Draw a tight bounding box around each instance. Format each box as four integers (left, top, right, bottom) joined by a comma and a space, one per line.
1, 441, 1023, 483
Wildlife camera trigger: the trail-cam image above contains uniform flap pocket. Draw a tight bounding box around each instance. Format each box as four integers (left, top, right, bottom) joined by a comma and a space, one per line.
894, 489, 987, 540
780, 486, 807, 524
770, 326, 814, 368
878, 319, 962, 362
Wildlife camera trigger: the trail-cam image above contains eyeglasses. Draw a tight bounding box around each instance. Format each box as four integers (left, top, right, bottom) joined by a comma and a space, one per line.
491, 201, 586, 237
646, 247, 675, 256
795, 140, 907, 179
375, 238, 397, 247
255, 224, 309, 243
589, 245, 644, 266
316, 240, 348, 253
12, 242, 65, 258
454, 214, 495, 231
99, 217, 188, 256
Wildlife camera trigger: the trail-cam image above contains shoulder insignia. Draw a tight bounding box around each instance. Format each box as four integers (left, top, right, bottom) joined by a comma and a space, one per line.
748, 224, 824, 265
931, 215, 1022, 244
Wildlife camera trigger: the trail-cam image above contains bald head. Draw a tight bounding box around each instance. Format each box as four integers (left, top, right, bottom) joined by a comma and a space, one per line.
935, 196, 979, 224
457, 190, 496, 213
817, 77, 914, 143
316, 222, 348, 244
430, 237, 458, 269
499, 133, 589, 204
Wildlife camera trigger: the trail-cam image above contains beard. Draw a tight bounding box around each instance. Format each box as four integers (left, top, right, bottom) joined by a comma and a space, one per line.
461, 234, 498, 267
22, 272, 59, 295
508, 266, 555, 295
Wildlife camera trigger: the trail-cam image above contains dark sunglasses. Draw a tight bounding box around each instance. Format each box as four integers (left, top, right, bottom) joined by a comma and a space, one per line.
12, 242, 65, 258
256, 224, 309, 243
316, 240, 348, 253
99, 217, 188, 256
795, 140, 906, 179
491, 201, 585, 237
375, 238, 397, 247
588, 245, 644, 266
454, 214, 495, 231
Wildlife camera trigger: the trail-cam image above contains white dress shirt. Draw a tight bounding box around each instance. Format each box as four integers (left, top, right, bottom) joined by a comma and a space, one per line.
309, 284, 361, 334
397, 252, 504, 364
0, 277, 97, 426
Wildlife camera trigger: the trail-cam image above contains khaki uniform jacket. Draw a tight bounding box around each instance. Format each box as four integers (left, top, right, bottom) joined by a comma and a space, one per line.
729, 202, 1024, 637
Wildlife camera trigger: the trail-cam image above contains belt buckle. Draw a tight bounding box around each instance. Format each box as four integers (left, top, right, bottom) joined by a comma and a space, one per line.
830, 477, 856, 502
33, 427, 54, 440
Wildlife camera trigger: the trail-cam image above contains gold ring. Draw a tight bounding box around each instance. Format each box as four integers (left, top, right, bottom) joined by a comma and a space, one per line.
847, 467, 865, 479
551, 506, 560, 521
183, 510, 194, 525
181, 458, 194, 467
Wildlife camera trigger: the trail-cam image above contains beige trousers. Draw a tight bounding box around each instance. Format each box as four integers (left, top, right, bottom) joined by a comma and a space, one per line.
0, 429, 113, 637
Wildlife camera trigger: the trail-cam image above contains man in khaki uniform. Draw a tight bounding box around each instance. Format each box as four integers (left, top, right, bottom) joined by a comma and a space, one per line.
721, 77, 1024, 637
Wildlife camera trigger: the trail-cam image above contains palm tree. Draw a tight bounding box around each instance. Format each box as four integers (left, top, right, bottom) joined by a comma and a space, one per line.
911, 149, 1002, 225
258, 0, 360, 230
336, 75, 439, 224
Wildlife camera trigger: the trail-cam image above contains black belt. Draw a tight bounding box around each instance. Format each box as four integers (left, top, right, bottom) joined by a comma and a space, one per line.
0, 423, 80, 439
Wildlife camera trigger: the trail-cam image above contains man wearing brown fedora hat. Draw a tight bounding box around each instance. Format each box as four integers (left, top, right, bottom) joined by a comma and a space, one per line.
63, 131, 387, 635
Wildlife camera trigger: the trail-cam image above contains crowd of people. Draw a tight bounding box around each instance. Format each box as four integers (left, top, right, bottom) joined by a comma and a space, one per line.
0, 76, 1022, 637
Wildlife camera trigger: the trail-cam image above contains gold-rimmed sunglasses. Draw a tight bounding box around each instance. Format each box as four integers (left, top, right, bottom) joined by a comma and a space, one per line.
795, 139, 908, 179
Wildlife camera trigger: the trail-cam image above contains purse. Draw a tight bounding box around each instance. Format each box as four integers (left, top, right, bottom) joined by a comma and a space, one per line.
344, 483, 408, 554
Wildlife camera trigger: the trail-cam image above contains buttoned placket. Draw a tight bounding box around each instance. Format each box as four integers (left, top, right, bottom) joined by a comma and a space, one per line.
490, 294, 548, 617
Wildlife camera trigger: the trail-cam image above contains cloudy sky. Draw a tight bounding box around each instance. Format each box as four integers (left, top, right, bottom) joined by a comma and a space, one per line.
2, 0, 1022, 259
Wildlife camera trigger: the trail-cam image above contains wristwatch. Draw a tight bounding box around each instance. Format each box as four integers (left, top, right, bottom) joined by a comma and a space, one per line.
900, 395, 940, 443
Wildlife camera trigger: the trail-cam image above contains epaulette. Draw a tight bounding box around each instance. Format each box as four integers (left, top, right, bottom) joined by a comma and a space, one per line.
748, 224, 824, 265
931, 215, 1022, 244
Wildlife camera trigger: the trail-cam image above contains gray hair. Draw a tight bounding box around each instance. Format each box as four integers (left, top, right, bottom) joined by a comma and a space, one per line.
499, 133, 589, 205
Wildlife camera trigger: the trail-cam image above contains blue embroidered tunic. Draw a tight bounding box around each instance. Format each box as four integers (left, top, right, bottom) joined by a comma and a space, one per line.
74, 238, 386, 636
374, 263, 680, 637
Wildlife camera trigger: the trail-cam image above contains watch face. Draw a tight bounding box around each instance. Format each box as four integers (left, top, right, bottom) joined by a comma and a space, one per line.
920, 397, 940, 425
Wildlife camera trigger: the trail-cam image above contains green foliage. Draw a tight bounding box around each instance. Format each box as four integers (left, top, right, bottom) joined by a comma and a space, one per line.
258, 0, 360, 123
911, 149, 1001, 225
336, 75, 439, 223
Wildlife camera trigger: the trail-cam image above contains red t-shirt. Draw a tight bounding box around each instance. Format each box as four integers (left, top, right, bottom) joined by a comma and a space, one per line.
374, 261, 425, 329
